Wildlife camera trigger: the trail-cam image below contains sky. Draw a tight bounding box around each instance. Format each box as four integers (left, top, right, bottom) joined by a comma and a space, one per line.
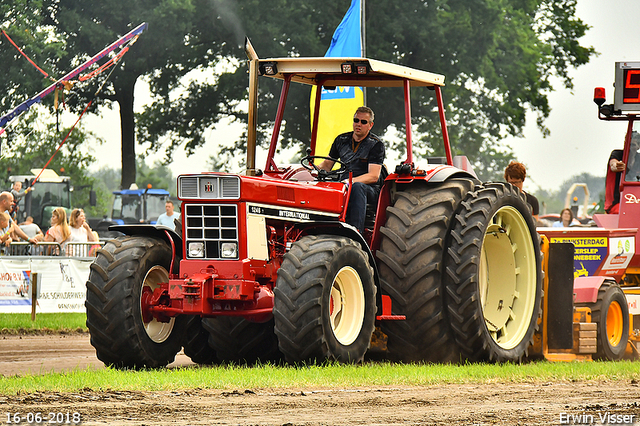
81, 0, 640, 192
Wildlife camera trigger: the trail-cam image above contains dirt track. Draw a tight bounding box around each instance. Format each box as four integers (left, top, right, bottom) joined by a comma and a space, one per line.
2, 334, 640, 425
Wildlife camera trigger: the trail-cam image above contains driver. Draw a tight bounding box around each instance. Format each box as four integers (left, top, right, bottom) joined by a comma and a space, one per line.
318, 106, 385, 234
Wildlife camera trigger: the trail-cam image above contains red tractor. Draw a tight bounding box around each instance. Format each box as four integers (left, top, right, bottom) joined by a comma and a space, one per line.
532, 61, 640, 362
85, 40, 543, 367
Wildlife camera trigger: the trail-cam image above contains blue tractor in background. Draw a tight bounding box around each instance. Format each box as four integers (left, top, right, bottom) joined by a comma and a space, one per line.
94, 184, 171, 239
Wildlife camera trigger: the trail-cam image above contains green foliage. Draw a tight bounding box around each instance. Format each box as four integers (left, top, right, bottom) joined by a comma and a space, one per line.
136, 158, 176, 197
1, 0, 595, 187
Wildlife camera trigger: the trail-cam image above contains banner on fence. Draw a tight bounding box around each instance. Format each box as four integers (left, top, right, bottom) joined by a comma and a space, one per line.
0, 257, 91, 313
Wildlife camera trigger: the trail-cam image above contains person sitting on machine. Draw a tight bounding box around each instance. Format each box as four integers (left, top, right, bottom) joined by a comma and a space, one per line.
606, 132, 640, 214
317, 106, 386, 234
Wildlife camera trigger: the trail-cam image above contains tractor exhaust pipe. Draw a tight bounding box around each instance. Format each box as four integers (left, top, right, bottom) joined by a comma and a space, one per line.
245, 37, 259, 176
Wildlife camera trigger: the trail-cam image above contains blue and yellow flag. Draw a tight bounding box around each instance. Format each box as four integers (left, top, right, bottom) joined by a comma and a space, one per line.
311, 0, 364, 157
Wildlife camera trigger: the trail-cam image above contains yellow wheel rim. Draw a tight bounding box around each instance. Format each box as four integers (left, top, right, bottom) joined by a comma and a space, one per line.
141, 265, 175, 343
480, 206, 537, 350
329, 266, 365, 346
606, 300, 624, 347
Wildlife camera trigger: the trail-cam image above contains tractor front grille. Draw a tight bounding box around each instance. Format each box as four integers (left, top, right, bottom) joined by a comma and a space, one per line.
184, 204, 238, 260
178, 175, 240, 199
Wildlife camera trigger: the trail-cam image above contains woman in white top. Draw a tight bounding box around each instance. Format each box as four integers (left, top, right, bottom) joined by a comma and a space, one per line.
68, 209, 99, 257
69, 209, 98, 243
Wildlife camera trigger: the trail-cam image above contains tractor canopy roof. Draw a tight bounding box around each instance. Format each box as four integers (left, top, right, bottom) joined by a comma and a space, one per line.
256, 56, 445, 88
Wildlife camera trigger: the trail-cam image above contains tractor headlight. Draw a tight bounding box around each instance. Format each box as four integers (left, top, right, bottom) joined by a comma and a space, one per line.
188, 242, 204, 258
221, 242, 238, 258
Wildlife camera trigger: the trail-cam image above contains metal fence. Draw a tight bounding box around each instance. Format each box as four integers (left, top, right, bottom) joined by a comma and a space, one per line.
2, 241, 105, 257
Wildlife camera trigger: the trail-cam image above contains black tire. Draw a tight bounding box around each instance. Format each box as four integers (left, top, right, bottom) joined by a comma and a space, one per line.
183, 316, 217, 364
85, 236, 186, 369
443, 183, 542, 362
577, 282, 629, 361
376, 180, 474, 362
201, 317, 282, 364
274, 235, 376, 364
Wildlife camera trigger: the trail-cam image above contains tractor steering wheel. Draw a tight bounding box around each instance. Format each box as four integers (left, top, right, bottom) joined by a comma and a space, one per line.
301, 149, 348, 182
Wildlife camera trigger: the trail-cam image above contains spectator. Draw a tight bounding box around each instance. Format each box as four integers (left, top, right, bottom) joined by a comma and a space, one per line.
0, 212, 13, 249
156, 200, 180, 231
69, 209, 98, 243
0, 191, 39, 244
44, 207, 71, 253
504, 161, 539, 219
19, 216, 44, 241
10, 181, 30, 204
552, 208, 579, 228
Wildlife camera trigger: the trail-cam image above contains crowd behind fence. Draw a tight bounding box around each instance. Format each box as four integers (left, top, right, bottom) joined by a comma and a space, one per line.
2, 241, 105, 257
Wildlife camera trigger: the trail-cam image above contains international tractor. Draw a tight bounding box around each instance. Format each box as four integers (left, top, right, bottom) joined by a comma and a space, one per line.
86, 40, 546, 368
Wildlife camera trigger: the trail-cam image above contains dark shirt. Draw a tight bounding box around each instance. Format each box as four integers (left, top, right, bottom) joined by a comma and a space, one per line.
328, 131, 385, 189
609, 149, 624, 209
525, 192, 539, 216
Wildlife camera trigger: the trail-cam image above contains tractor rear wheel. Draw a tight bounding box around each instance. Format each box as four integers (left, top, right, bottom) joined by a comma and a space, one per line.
577, 282, 629, 361
201, 317, 282, 364
85, 236, 186, 368
443, 183, 542, 362
183, 316, 217, 364
274, 235, 376, 364
376, 180, 474, 362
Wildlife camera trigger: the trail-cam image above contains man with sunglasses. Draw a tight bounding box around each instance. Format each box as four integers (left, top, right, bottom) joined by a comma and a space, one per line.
318, 106, 385, 234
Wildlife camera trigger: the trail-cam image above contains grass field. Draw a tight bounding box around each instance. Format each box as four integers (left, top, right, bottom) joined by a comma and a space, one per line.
0, 313, 87, 333
1, 357, 639, 395
1, 314, 638, 396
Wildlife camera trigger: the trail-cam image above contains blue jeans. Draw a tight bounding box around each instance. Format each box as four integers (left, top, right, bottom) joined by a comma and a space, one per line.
347, 182, 378, 234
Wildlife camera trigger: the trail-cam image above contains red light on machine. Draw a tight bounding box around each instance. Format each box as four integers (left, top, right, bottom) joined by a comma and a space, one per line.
594, 87, 606, 106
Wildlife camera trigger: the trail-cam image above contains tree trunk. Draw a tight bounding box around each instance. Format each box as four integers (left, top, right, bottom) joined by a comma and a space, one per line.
116, 77, 137, 189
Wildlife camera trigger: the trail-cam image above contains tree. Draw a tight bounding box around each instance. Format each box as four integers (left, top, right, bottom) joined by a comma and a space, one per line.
142, 0, 596, 182
1, 0, 594, 184
534, 172, 605, 216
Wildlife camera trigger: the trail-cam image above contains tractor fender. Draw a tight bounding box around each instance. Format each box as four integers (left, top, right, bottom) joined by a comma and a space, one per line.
426, 167, 477, 183
109, 224, 183, 269
574, 276, 609, 303
296, 221, 381, 306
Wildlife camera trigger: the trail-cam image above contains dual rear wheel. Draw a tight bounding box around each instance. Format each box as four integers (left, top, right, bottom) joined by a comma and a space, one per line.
378, 182, 542, 363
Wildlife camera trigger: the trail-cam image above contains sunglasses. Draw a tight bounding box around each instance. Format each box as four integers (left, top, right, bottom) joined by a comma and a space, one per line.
353, 118, 370, 125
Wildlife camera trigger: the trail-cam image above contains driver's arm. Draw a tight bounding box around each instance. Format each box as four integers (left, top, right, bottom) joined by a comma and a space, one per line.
318, 158, 335, 171
351, 163, 382, 185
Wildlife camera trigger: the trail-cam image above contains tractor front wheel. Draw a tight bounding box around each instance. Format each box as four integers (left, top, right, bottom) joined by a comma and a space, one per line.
85, 236, 186, 369
578, 282, 629, 361
274, 235, 376, 364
